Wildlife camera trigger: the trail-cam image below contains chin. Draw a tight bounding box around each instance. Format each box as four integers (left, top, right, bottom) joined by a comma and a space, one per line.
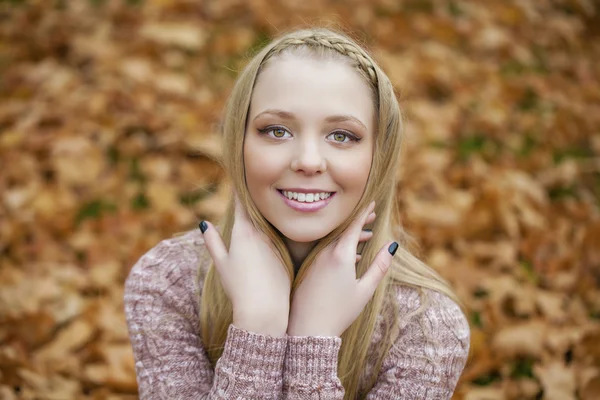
276, 225, 331, 243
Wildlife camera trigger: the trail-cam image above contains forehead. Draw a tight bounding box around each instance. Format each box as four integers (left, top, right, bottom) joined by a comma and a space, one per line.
249, 56, 375, 130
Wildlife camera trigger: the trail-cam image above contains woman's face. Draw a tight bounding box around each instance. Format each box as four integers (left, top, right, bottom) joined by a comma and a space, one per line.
243, 55, 375, 243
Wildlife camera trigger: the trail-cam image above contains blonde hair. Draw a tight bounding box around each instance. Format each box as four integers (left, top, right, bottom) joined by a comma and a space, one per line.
198, 27, 463, 398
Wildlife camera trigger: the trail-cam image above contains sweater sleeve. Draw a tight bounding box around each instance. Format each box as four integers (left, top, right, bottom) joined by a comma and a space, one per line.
282, 335, 344, 397
282, 288, 470, 399
365, 289, 471, 399
124, 233, 287, 399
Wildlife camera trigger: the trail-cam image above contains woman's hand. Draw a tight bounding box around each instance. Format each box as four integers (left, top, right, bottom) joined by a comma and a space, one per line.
287, 201, 398, 337
200, 195, 291, 337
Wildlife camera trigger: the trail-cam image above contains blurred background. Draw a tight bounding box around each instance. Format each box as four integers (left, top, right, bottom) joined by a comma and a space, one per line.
1, 0, 599, 399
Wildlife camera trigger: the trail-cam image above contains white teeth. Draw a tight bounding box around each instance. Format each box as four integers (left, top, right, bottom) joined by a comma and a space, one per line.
281, 190, 332, 203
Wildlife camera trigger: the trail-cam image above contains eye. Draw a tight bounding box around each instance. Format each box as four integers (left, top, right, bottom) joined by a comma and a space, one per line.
328, 131, 359, 143
272, 128, 289, 138
258, 126, 291, 139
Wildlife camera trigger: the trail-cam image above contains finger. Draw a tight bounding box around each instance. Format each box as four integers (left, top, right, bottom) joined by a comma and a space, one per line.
358, 229, 373, 243
357, 241, 397, 303
356, 254, 362, 263
356, 229, 373, 261
199, 220, 228, 268
233, 192, 247, 222
364, 211, 376, 226
232, 192, 253, 235
337, 201, 376, 253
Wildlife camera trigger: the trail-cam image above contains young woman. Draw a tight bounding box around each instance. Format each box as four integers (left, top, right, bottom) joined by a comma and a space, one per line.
124, 28, 470, 399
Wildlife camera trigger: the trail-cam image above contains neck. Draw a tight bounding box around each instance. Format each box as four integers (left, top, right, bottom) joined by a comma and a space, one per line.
283, 237, 317, 275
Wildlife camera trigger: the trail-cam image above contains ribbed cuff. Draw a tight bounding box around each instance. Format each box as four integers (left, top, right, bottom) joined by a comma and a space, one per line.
218, 324, 287, 382
284, 335, 342, 380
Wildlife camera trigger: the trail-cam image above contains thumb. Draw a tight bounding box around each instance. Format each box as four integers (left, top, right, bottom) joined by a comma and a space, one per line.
357, 241, 397, 302
231, 192, 253, 235
199, 220, 228, 269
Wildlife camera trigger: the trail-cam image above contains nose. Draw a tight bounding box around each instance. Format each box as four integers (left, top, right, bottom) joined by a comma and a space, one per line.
290, 137, 326, 175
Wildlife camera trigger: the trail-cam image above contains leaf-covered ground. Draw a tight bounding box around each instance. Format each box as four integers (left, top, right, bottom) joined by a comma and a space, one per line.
1, 0, 599, 399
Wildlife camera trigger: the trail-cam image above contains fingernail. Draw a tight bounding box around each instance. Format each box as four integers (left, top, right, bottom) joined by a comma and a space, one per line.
388, 242, 399, 256
199, 221, 208, 233
363, 229, 372, 233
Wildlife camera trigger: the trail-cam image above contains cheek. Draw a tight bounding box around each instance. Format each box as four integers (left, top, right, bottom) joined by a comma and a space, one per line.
243, 139, 285, 190
333, 152, 372, 191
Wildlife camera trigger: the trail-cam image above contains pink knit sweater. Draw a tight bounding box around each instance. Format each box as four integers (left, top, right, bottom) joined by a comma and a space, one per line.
124, 229, 470, 399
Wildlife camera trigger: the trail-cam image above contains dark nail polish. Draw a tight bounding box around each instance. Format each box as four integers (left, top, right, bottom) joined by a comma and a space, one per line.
199, 221, 208, 233
388, 242, 399, 256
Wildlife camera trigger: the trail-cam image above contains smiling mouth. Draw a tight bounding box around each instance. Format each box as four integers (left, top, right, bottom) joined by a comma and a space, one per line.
276, 189, 336, 212
276, 189, 335, 203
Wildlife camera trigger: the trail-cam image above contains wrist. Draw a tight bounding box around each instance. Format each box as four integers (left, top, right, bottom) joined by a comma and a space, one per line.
233, 311, 288, 337
287, 317, 338, 337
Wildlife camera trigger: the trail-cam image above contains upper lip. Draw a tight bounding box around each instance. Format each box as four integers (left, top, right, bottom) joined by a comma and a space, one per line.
278, 188, 335, 193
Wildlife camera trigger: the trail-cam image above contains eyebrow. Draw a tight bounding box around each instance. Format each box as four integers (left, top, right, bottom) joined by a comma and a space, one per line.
253, 109, 368, 132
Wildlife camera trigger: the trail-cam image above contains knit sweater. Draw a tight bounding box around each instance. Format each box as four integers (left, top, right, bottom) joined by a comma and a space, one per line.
124, 229, 470, 399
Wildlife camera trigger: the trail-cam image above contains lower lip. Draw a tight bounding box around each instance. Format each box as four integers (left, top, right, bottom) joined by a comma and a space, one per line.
277, 190, 336, 212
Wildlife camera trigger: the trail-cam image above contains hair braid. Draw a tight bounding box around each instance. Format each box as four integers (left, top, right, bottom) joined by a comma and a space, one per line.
264, 34, 378, 85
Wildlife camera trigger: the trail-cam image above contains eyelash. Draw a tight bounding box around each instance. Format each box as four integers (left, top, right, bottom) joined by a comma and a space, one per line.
257, 125, 361, 143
